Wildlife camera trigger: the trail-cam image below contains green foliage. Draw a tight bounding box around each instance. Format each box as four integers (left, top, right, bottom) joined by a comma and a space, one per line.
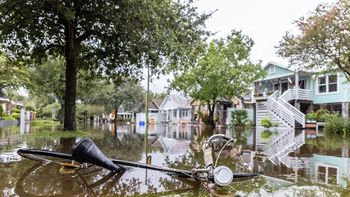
306, 108, 330, 122
24, 103, 36, 112
231, 110, 250, 127
39, 102, 61, 120
11, 108, 20, 113
261, 130, 272, 139
76, 104, 105, 120
277, 1, 350, 80
170, 31, 265, 125
10, 112, 20, 120
83, 79, 144, 113
2, 114, 14, 120
31, 120, 60, 128
308, 133, 350, 153
315, 108, 329, 122
323, 113, 350, 137
29, 56, 66, 105
0, 0, 211, 130
260, 117, 277, 128
0, 54, 32, 91
306, 112, 317, 121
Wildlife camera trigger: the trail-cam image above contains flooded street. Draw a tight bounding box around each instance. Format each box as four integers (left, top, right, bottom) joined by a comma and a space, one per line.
0, 122, 349, 196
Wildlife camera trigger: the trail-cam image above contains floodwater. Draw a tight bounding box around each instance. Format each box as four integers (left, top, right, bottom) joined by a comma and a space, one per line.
0, 122, 349, 196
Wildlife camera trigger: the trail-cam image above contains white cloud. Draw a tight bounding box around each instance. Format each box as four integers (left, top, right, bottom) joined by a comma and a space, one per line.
144, 0, 337, 93
195, 0, 336, 65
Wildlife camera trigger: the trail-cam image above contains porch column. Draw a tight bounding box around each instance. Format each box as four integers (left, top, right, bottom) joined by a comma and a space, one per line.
342, 102, 349, 118
342, 147, 349, 158
295, 69, 299, 89
294, 69, 300, 110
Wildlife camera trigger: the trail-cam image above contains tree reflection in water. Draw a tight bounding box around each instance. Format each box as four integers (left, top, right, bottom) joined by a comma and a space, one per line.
15, 161, 201, 196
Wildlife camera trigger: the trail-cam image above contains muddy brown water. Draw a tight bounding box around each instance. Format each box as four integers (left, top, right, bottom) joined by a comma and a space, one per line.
0, 122, 348, 196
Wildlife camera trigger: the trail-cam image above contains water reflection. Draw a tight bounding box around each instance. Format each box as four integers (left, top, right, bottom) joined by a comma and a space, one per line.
0, 122, 349, 196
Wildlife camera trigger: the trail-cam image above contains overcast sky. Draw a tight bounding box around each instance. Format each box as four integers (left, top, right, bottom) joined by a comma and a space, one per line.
143, 0, 337, 93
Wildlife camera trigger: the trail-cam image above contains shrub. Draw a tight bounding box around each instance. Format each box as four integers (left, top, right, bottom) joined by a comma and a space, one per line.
12, 108, 20, 113
306, 112, 317, 121
324, 113, 344, 135
25, 104, 36, 112
231, 110, 250, 127
11, 112, 20, 120
316, 108, 329, 122
261, 117, 273, 128
261, 130, 272, 139
2, 114, 16, 121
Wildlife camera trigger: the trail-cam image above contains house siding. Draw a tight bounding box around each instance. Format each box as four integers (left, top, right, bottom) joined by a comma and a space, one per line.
265, 64, 294, 77
312, 73, 350, 104
313, 154, 349, 187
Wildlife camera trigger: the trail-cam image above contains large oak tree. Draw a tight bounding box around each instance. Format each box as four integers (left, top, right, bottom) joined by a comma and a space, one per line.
278, 0, 350, 80
0, 0, 210, 130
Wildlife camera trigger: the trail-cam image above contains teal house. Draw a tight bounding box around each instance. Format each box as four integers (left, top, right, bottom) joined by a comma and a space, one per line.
310, 154, 350, 187
252, 62, 350, 129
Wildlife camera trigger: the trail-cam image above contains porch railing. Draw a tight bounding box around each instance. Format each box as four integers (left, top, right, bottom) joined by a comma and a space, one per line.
266, 129, 294, 162
280, 88, 312, 101
280, 155, 311, 169
279, 89, 308, 128
267, 91, 295, 128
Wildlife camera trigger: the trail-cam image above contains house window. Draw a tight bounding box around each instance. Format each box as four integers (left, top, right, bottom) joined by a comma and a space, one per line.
328, 75, 338, 92
318, 76, 326, 93
317, 165, 338, 185
317, 75, 338, 94
317, 166, 326, 182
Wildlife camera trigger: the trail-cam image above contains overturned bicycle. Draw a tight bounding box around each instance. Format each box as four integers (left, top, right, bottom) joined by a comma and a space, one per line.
17, 134, 260, 194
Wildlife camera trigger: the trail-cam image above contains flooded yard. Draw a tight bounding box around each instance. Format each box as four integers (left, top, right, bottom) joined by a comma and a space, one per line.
0, 122, 349, 196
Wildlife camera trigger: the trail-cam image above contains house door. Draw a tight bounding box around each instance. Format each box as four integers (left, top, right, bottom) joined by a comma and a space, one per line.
299, 79, 306, 89
281, 82, 288, 94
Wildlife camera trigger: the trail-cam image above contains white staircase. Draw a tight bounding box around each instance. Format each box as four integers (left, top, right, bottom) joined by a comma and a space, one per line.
265, 129, 306, 166
256, 89, 309, 128
256, 89, 312, 169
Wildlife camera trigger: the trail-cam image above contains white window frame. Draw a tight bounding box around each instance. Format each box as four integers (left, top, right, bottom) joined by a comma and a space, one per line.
316, 163, 339, 185
328, 75, 338, 93
316, 74, 339, 95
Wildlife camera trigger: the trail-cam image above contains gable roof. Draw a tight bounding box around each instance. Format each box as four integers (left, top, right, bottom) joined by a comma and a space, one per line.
263, 61, 294, 72
159, 94, 190, 109
255, 61, 295, 82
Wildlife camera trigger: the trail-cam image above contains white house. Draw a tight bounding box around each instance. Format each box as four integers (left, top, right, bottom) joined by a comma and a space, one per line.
159, 94, 192, 124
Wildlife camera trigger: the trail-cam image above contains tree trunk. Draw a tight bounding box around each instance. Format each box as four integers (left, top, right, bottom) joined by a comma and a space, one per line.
89, 116, 94, 126
63, 22, 77, 131
207, 101, 216, 128
114, 105, 119, 124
